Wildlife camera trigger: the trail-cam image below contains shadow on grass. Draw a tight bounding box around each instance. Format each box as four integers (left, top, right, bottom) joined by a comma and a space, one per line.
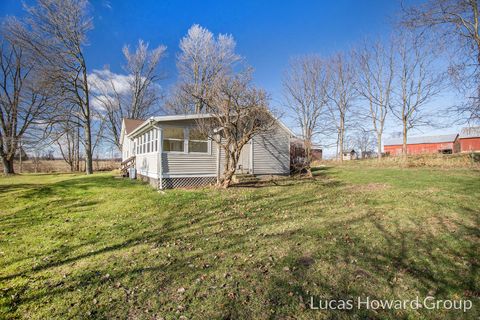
1, 170, 479, 319
232, 166, 341, 189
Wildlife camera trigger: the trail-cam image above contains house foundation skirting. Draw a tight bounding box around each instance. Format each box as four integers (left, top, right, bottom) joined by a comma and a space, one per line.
137, 173, 160, 189
161, 176, 217, 189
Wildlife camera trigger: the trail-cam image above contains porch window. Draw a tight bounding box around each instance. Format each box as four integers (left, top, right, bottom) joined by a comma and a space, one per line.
188, 128, 209, 153
153, 129, 158, 152
163, 127, 185, 152
147, 131, 151, 153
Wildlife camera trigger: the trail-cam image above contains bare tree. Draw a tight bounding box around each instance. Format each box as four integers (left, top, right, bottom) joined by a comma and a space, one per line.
0, 38, 51, 174
402, 0, 480, 123
326, 52, 358, 162
391, 32, 442, 158
6, 0, 95, 174
92, 40, 166, 149
124, 40, 166, 117
282, 55, 329, 175
52, 116, 81, 172
355, 40, 394, 159
174, 24, 241, 113
174, 25, 274, 187
195, 70, 276, 187
352, 127, 377, 159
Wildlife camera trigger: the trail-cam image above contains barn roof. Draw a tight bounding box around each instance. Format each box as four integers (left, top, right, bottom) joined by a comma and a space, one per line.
460, 127, 480, 138
123, 118, 145, 134
383, 134, 458, 146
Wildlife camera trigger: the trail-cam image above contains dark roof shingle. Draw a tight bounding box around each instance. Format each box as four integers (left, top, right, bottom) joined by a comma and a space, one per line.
123, 118, 145, 134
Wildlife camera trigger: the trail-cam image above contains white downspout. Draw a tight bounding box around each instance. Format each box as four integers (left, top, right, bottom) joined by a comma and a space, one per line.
154, 124, 163, 190
213, 127, 224, 185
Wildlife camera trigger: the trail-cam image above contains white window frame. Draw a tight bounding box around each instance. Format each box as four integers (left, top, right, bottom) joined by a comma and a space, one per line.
162, 126, 186, 154
187, 127, 211, 154
134, 129, 160, 155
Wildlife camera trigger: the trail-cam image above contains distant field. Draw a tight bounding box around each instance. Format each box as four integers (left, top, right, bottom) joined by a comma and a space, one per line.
0, 166, 479, 319
0, 159, 120, 173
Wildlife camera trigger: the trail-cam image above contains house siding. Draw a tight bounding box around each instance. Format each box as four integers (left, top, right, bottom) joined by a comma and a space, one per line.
122, 137, 134, 160
136, 153, 159, 180
129, 117, 292, 189
162, 148, 217, 176
252, 126, 290, 175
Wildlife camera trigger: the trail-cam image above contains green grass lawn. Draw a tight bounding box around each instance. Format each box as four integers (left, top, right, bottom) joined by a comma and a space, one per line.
0, 166, 479, 319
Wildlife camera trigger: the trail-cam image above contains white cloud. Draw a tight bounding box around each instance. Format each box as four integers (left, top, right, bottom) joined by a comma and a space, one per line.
89, 69, 131, 95
88, 68, 163, 112
89, 69, 132, 111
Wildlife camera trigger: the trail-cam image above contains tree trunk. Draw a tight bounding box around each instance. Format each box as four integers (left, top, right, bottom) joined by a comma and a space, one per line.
338, 130, 344, 163
305, 138, 312, 177
2, 156, 15, 175
377, 133, 382, 160
75, 126, 80, 172
221, 150, 240, 188
222, 167, 236, 188
402, 119, 408, 159
84, 121, 94, 174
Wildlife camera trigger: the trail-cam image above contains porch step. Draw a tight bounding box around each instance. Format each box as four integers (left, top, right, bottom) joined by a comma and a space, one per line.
233, 174, 258, 184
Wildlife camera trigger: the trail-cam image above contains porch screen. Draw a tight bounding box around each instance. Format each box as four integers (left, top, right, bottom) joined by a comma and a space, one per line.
188, 129, 208, 153
163, 127, 184, 152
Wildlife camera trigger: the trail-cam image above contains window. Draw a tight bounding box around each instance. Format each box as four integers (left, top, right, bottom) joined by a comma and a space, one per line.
147, 131, 151, 153
163, 127, 185, 152
154, 130, 158, 152
135, 129, 159, 154
188, 128, 209, 153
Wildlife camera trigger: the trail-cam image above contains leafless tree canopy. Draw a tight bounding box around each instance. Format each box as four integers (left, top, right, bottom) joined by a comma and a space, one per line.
351, 127, 377, 158
51, 115, 81, 172
355, 40, 394, 159
92, 40, 166, 149
195, 69, 276, 187
282, 55, 329, 174
390, 32, 443, 157
402, 0, 480, 123
326, 52, 358, 161
123, 40, 166, 118
0, 38, 52, 174
5, 0, 96, 174
171, 24, 241, 114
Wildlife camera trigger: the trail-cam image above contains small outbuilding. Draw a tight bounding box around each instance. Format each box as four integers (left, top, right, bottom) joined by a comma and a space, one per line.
342, 149, 358, 161
290, 138, 322, 166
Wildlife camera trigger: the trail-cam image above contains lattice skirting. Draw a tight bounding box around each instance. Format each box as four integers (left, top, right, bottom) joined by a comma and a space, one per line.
161, 176, 217, 189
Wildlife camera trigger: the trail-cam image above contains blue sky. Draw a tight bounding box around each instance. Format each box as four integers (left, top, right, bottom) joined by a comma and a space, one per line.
0, 0, 400, 99
0, 0, 461, 156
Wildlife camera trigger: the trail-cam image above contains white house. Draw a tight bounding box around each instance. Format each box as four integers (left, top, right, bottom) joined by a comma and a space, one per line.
120, 114, 294, 189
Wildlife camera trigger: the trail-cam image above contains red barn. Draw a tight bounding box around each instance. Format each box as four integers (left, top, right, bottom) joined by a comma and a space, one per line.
459, 127, 480, 152
383, 134, 460, 156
